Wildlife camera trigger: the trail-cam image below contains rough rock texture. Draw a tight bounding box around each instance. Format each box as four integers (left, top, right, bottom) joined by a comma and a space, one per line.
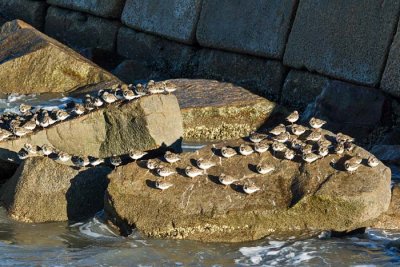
0, 157, 110, 222
105, 137, 391, 242
171, 79, 278, 141
47, 0, 126, 18
373, 185, 400, 230
192, 49, 285, 101
281, 70, 329, 111
0, 94, 183, 162
117, 27, 196, 78
0, 16, 7, 27
371, 145, 400, 164
381, 20, 400, 98
0, 0, 47, 30
121, 0, 202, 44
197, 0, 297, 59
45, 6, 121, 51
283, 0, 400, 86
0, 20, 119, 95
112, 59, 166, 84
304, 80, 387, 140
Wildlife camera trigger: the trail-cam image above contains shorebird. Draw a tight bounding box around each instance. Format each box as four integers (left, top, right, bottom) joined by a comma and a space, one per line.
22, 120, 36, 131
24, 143, 37, 154
55, 110, 69, 121
284, 149, 295, 160
302, 153, 319, 164
57, 151, 71, 162
306, 130, 322, 142
90, 157, 104, 166
271, 141, 286, 154
146, 159, 159, 170
309, 117, 327, 129
273, 132, 290, 143
122, 89, 138, 101
254, 142, 269, 154
129, 150, 147, 160
334, 143, 345, 155
156, 166, 175, 177
163, 81, 177, 94
269, 124, 286, 136
291, 124, 306, 136
239, 144, 254, 156
218, 173, 238, 188
41, 144, 54, 156
102, 92, 118, 104
286, 110, 299, 124
147, 80, 164, 94
243, 183, 261, 194
73, 104, 85, 116
256, 163, 275, 174
19, 104, 32, 114
318, 146, 329, 158
367, 156, 379, 167
110, 155, 122, 168
221, 146, 237, 158
336, 132, 354, 144
155, 179, 173, 190
185, 166, 204, 178
196, 158, 216, 170
164, 151, 180, 163
18, 149, 29, 160
344, 160, 361, 174
249, 132, 267, 143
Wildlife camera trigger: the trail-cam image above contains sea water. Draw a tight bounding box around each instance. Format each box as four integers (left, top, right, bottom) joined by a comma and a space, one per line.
0, 94, 399, 266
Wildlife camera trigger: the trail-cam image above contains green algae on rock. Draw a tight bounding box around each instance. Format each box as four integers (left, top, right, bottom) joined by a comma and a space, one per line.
104, 135, 391, 242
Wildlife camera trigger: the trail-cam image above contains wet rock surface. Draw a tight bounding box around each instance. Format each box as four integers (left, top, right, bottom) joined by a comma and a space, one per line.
0, 157, 111, 223
171, 79, 278, 141
105, 132, 391, 242
0, 94, 183, 161
0, 20, 119, 95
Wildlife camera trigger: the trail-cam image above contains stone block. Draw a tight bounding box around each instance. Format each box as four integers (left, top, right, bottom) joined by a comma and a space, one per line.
283, 0, 400, 86
197, 0, 297, 59
0, 0, 47, 30
381, 21, 400, 98
47, 0, 126, 18
121, 0, 202, 44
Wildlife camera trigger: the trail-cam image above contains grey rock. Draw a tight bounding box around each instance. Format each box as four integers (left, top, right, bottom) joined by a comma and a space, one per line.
281, 70, 329, 111
373, 185, 400, 230
121, 0, 202, 44
304, 80, 386, 140
47, 0, 126, 18
192, 49, 285, 101
0, 20, 119, 95
105, 136, 391, 242
197, 0, 297, 59
117, 26, 196, 77
283, 0, 400, 86
112, 59, 167, 84
371, 145, 400, 164
45, 6, 121, 51
0, 0, 47, 30
0, 157, 111, 222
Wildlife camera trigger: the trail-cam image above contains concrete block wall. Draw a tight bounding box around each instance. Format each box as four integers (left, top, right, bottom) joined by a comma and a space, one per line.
2, 0, 400, 110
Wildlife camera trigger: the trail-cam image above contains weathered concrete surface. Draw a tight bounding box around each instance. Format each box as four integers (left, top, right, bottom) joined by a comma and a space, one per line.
283, 0, 400, 86
105, 137, 391, 242
47, 0, 126, 18
304, 80, 387, 140
0, 0, 47, 30
0, 157, 110, 222
0, 94, 183, 162
381, 20, 400, 98
281, 70, 329, 111
45, 7, 121, 51
197, 0, 297, 59
121, 0, 202, 44
373, 185, 400, 230
117, 27, 196, 78
0, 20, 119, 94
192, 49, 285, 101
171, 79, 278, 141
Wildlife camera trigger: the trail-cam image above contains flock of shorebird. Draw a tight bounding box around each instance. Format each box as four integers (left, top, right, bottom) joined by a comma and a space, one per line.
0, 80, 380, 195
0, 80, 177, 141
14, 108, 380, 195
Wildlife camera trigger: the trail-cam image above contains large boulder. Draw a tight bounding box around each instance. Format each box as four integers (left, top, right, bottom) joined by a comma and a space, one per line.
45, 6, 121, 51
171, 79, 279, 141
47, 0, 126, 18
0, 94, 183, 162
0, 0, 47, 30
283, 0, 400, 86
196, 0, 297, 59
121, 0, 202, 44
0, 20, 119, 95
373, 185, 400, 230
105, 134, 391, 242
0, 157, 111, 222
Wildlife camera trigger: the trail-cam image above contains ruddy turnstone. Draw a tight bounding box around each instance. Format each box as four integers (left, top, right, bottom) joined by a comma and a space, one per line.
185, 166, 204, 178
122, 89, 138, 101
309, 117, 327, 129
221, 146, 237, 158
73, 104, 85, 116
284, 149, 296, 160
344, 141, 355, 153
55, 110, 69, 121
367, 156, 379, 167
239, 144, 254, 156
24, 143, 37, 154
146, 159, 159, 170
94, 97, 104, 108
249, 132, 267, 143
102, 92, 118, 104
286, 110, 299, 124
269, 124, 286, 136
134, 84, 147, 96
38, 114, 50, 128
291, 124, 306, 136
156, 166, 176, 177
18, 148, 29, 160
155, 179, 173, 190
243, 183, 261, 194
129, 150, 147, 160
302, 153, 320, 164
218, 173, 238, 187
254, 142, 270, 154
196, 158, 216, 170
110, 155, 122, 168
256, 163, 275, 174
164, 151, 181, 163
57, 151, 71, 162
